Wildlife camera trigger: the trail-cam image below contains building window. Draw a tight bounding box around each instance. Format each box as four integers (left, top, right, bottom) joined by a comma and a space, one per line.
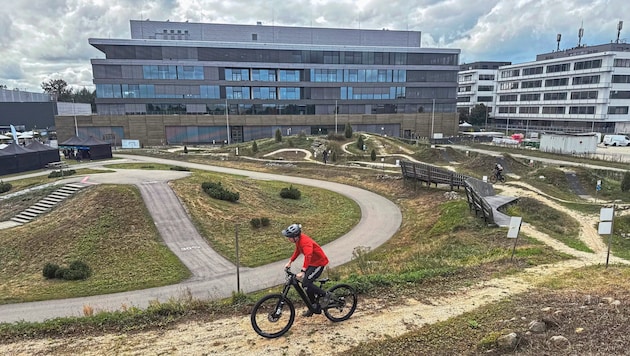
521, 80, 542, 88
226, 86, 251, 99
608, 106, 629, 114
252, 33, 258, 41
252, 69, 276, 81
279, 87, 301, 100
499, 82, 519, 90
572, 75, 600, 85
278, 69, 300, 82
498, 106, 517, 113
499, 94, 518, 101
568, 106, 595, 114
478, 96, 493, 102
614, 59, 630, 67
570, 91, 598, 100
458, 86, 471, 92
542, 106, 566, 114
479, 74, 495, 80
546, 63, 570, 73
519, 107, 539, 114
543, 92, 567, 100
574, 59, 602, 70
545, 78, 569, 87
500, 69, 520, 78
225, 68, 250, 81
522, 66, 543, 76
520, 93, 540, 101
610, 90, 630, 99
252, 87, 277, 99
612, 75, 630, 84
478, 85, 494, 91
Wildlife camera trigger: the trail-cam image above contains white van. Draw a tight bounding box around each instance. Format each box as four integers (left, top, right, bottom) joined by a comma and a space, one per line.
603, 134, 630, 146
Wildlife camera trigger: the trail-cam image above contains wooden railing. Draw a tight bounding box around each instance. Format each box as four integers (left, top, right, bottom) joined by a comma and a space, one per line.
399, 160, 468, 191
463, 177, 495, 225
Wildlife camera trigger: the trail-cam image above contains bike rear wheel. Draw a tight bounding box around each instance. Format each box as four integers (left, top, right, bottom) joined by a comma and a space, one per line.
251, 294, 295, 338
323, 284, 358, 322
489, 174, 497, 183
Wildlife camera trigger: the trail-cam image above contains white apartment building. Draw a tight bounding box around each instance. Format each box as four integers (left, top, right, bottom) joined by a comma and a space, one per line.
494, 43, 630, 135
457, 61, 511, 120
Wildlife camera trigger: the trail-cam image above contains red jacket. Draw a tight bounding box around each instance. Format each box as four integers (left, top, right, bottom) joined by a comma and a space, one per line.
290, 233, 329, 269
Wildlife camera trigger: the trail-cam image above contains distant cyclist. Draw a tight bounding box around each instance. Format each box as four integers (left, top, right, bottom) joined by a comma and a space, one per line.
494, 163, 504, 180
282, 223, 332, 317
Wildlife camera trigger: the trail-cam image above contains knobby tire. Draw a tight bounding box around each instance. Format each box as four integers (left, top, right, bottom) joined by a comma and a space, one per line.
251, 294, 295, 338
323, 284, 358, 322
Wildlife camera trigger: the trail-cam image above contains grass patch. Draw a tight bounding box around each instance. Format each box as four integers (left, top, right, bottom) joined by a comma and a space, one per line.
0, 185, 191, 304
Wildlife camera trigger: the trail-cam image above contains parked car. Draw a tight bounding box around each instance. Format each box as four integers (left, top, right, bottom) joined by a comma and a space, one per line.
602, 134, 630, 146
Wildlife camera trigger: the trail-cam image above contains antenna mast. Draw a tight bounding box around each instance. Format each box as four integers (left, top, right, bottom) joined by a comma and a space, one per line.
617, 21, 624, 44
577, 22, 584, 47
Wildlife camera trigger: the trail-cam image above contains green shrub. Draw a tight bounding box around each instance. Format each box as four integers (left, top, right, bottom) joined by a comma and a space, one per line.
344, 123, 353, 138
251, 140, 258, 153
44, 261, 91, 281
356, 135, 365, 150
183, 145, 188, 154
261, 217, 270, 226
170, 166, 190, 171
42, 263, 59, 279
280, 185, 301, 200
48, 170, 76, 178
201, 181, 239, 202
0, 180, 11, 193
275, 128, 282, 143
250, 218, 261, 228
370, 149, 377, 161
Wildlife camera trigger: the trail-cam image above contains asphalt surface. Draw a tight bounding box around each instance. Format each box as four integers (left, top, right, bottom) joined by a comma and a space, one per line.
0, 154, 402, 323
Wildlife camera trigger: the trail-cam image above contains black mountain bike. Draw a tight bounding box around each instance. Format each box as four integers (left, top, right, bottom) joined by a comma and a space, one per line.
250, 267, 358, 338
489, 170, 506, 183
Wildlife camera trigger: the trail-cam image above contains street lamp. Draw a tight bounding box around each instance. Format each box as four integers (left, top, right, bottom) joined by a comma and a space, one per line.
225, 98, 230, 145
485, 105, 489, 131
72, 99, 78, 137
431, 98, 435, 140
335, 100, 338, 134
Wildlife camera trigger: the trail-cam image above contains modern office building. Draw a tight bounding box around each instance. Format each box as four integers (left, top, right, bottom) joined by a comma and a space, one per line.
457, 61, 511, 120
55, 20, 460, 146
493, 42, 630, 135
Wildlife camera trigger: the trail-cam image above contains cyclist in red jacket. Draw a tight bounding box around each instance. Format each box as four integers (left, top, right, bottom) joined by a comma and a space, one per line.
283, 223, 332, 317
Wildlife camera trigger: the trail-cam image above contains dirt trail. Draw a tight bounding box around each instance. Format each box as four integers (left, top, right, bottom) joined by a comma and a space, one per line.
2, 183, 628, 355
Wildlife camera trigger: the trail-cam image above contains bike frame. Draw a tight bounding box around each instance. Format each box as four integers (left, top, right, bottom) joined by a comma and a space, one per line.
280, 269, 322, 313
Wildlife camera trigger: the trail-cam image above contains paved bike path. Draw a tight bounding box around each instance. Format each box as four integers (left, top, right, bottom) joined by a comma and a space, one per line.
0, 155, 402, 323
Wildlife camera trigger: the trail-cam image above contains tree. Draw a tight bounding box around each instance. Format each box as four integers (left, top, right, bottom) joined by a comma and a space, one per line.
0, 84, 7, 89
344, 123, 353, 138
275, 128, 282, 143
41, 79, 73, 101
469, 104, 489, 126
356, 135, 365, 150
251, 140, 258, 153
370, 149, 377, 161
458, 108, 470, 124
622, 171, 630, 192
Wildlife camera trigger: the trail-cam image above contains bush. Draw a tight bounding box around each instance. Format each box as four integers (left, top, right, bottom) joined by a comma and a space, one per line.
201, 181, 240, 202
261, 217, 270, 226
344, 123, 353, 138
280, 185, 301, 200
0, 180, 11, 193
183, 145, 188, 154
371, 149, 377, 161
48, 170, 76, 178
170, 166, 190, 171
44, 260, 92, 281
251, 140, 258, 153
250, 218, 261, 228
42, 263, 60, 279
356, 135, 365, 150
275, 128, 282, 143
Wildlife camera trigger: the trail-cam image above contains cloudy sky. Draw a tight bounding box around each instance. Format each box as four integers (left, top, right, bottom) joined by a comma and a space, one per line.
0, 0, 626, 93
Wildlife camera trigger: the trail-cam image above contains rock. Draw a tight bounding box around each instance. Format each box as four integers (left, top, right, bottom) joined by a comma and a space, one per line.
497, 332, 518, 349
528, 320, 547, 333
575, 327, 584, 334
601, 297, 614, 304
549, 335, 570, 349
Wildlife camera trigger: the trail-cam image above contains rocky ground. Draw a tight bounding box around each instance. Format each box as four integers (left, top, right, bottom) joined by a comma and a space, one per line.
3, 181, 627, 356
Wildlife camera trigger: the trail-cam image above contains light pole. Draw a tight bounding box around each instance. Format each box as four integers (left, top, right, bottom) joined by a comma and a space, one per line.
485, 105, 488, 131
335, 100, 338, 134
72, 99, 78, 136
431, 98, 435, 140
225, 98, 230, 145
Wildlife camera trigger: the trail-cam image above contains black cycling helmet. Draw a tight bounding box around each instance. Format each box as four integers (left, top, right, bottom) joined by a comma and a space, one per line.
282, 223, 302, 238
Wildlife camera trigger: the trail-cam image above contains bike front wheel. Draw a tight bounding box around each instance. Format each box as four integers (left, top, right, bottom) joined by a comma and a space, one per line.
323, 284, 358, 322
488, 174, 497, 183
250, 294, 295, 338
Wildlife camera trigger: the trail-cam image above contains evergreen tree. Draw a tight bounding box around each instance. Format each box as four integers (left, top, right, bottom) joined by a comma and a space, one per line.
344, 123, 353, 138
252, 140, 258, 153
275, 128, 282, 143
356, 135, 365, 150
370, 149, 377, 161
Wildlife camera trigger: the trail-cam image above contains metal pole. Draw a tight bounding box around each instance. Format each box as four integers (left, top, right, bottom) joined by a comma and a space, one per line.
72, 99, 78, 136
225, 99, 230, 145
235, 224, 240, 291
431, 99, 435, 140
335, 100, 338, 134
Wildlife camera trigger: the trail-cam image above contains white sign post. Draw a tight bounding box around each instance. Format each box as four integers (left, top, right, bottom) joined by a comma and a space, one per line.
599, 206, 615, 268
507, 216, 522, 261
